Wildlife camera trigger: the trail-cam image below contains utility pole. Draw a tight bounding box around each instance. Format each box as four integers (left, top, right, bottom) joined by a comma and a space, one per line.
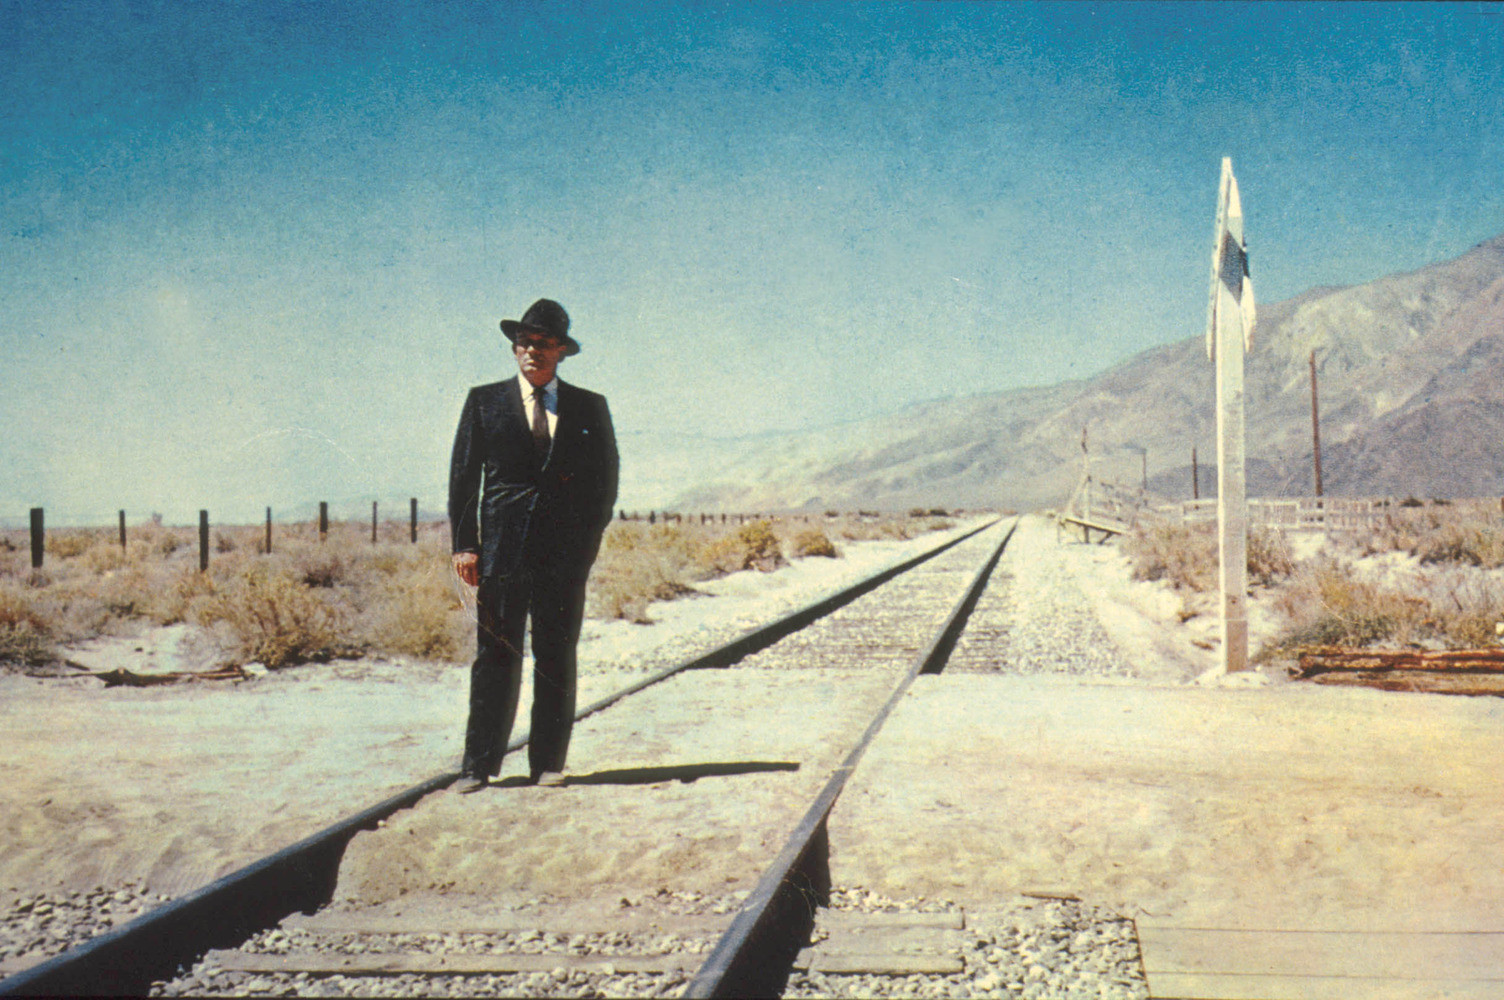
1309, 349, 1323, 498
1192, 445, 1199, 500
1080, 425, 1092, 521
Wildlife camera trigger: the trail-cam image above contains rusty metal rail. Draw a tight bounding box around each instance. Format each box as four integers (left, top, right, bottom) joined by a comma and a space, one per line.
683, 516, 1019, 998
0, 518, 997, 998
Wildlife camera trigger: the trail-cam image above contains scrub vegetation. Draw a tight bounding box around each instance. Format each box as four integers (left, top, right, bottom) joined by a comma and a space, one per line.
1124, 499, 1504, 657
1122, 521, 1294, 593
0, 511, 954, 669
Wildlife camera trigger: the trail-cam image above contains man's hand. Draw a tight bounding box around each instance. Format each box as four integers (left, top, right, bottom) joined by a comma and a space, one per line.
452, 552, 479, 588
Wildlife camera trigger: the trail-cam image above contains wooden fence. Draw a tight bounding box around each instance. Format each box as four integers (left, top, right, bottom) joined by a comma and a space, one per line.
1159, 497, 1502, 532
1067, 476, 1503, 536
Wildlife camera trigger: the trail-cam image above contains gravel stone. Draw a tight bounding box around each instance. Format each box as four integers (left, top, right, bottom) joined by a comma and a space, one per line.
0, 880, 170, 969
783, 888, 1148, 1000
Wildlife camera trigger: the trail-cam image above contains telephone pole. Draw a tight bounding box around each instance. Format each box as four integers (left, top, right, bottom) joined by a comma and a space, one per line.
1310, 349, 1323, 498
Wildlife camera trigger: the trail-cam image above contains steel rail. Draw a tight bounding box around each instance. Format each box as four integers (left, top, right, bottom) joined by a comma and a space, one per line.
0, 517, 997, 998
683, 516, 1019, 998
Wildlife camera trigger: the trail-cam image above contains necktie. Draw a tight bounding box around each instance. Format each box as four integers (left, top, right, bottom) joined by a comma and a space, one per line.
531, 388, 551, 455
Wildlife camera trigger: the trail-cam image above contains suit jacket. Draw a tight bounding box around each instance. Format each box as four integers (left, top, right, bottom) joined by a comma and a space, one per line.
449, 377, 619, 583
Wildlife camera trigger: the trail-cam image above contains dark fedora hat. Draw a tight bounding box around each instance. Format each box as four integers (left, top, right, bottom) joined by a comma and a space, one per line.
500, 298, 580, 356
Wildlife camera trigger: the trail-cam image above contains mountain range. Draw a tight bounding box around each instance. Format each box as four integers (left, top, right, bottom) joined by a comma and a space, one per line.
656, 233, 1504, 513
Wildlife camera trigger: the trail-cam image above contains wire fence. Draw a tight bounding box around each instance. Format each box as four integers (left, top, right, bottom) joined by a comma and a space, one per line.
8, 503, 918, 571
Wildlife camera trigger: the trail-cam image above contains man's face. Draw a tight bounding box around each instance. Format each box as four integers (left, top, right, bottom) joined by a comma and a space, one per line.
513, 332, 567, 387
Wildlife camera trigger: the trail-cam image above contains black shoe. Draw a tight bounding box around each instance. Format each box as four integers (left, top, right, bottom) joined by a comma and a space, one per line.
457, 774, 490, 794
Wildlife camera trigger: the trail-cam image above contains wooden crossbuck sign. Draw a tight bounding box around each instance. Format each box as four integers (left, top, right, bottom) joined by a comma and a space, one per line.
1206, 157, 1256, 673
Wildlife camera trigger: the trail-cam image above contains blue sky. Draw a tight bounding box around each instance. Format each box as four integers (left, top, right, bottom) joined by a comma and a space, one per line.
4, 1, 1503, 523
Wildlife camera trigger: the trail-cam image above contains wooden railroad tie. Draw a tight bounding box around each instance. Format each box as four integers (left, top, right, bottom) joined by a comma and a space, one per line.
223, 911, 972, 979
795, 911, 967, 977
206, 950, 700, 976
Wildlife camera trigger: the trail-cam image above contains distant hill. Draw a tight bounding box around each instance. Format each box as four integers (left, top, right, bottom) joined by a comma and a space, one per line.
656, 234, 1504, 512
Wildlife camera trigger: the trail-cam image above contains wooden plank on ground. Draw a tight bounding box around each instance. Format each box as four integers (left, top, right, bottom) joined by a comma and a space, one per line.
1140, 927, 1504, 1000
819, 911, 965, 931
282, 910, 723, 936
1295, 649, 1504, 675
1307, 671, 1504, 697
816, 926, 963, 955
795, 948, 964, 975
1058, 516, 1125, 543
206, 950, 698, 975
1148, 972, 1504, 1000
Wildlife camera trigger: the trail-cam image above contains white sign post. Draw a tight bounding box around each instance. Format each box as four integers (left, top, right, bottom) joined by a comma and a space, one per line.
1205, 157, 1256, 673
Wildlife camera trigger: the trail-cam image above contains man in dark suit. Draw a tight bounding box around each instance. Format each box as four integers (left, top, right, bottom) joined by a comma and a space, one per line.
449, 298, 619, 792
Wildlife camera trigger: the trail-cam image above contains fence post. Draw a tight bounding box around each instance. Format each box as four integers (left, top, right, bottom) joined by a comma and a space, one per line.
119, 510, 127, 550
29, 507, 43, 569
319, 501, 328, 541
410, 498, 418, 543
1310, 349, 1324, 499
266, 507, 273, 555
199, 510, 209, 573
372, 501, 378, 544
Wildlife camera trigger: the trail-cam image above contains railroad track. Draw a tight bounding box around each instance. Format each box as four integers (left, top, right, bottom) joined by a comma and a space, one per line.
2, 517, 1023, 998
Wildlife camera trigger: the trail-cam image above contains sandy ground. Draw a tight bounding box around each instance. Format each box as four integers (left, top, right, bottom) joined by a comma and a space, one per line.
330, 667, 896, 908
831, 673, 1504, 930
4, 514, 1503, 945
0, 526, 973, 903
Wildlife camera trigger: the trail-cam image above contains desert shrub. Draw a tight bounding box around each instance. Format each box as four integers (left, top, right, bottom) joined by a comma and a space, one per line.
215, 532, 236, 554
1124, 521, 1217, 592
295, 548, 349, 588
0, 583, 54, 666
1127, 520, 1294, 592
131, 524, 186, 557
198, 563, 350, 668
365, 546, 415, 578
588, 523, 705, 622
1246, 527, 1295, 586
1273, 562, 1425, 650
91, 564, 154, 618
839, 519, 912, 542
792, 528, 838, 558
82, 542, 130, 573
1414, 571, 1504, 648
148, 566, 220, 625
1359, 502, 1504, 567
47, 531, 95, 559
587, 559, 699, 623
1415, 520, 1504, 569
708, 520, 785, 573
370, 573, 466, 661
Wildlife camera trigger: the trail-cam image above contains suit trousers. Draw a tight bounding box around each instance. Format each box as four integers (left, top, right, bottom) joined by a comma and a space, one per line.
462, 566, 588, 780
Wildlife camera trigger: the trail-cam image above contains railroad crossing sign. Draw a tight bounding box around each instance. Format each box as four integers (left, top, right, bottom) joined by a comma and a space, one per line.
1206, 157, 1256, 673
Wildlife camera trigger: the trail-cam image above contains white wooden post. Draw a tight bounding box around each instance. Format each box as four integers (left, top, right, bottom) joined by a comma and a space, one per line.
1206, 157, 1256, 673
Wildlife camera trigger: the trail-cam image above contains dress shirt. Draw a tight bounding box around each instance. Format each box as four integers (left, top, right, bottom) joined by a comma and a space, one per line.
518, 373, 559, 439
